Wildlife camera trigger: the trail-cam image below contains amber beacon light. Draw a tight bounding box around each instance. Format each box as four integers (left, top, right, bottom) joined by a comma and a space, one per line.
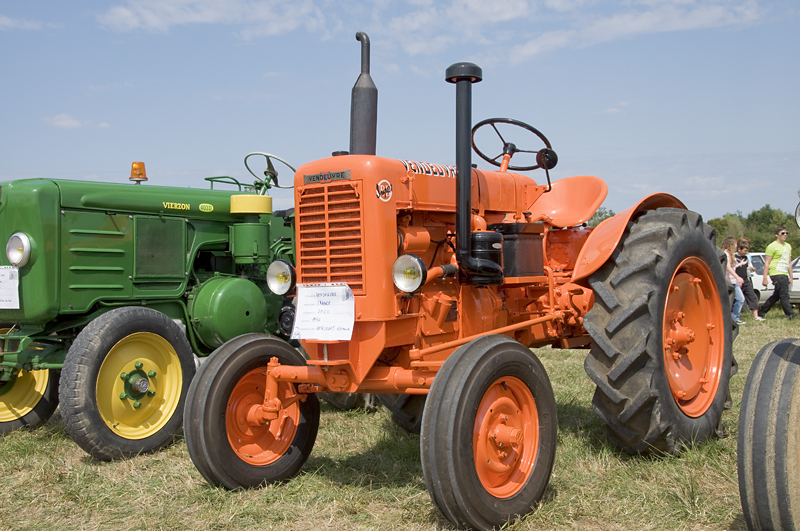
129, 161, 147, 184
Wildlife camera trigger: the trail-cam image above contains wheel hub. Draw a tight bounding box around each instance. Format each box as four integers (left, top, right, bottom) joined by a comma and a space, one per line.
474, 377, 539, 498
662, 257, 724, 417
492, 421, 523, 449
226, 366, 300, 466
119, 366, 157, 402
665, 311, 696, 360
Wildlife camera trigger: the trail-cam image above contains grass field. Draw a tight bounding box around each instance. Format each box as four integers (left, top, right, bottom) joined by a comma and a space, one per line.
0, 312, 797, 531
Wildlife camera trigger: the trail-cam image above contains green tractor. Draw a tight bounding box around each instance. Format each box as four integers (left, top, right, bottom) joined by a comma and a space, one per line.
0, 154, 297, 460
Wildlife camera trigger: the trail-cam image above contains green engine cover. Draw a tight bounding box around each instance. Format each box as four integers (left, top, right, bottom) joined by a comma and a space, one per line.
189, 277, 268, 349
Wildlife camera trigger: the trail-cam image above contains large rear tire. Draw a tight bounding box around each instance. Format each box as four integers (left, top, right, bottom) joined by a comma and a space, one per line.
420, 335, 557, 530
184, 333, 319, 489
0, 368, 59, 434
60, 307, 195, 460
738, 338, 800, 531
583, 208, 734, 454
378, 394, 426, 434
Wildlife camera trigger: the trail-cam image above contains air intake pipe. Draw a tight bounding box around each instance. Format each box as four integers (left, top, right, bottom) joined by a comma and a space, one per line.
446, 63, 503, 285
349, 32, 378, 156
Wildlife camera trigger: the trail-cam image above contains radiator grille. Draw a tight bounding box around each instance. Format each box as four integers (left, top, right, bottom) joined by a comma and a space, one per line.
135, 217, 185, 278
297, 182, 365, 293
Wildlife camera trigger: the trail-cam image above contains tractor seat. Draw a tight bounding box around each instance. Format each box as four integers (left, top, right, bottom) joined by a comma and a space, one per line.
526, 175, 608, 228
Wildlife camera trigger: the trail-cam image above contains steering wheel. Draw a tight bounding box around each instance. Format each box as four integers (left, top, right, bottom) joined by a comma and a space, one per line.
471, 118, 556, 172
244, 152, 296, 193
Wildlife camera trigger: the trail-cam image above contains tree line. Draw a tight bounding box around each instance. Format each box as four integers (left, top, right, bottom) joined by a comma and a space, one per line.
707, 203, 800, 259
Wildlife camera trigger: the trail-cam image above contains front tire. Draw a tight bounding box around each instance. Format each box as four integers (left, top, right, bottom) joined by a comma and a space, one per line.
583, 208, 733, 454
60, 307, 195, 460
738, 339, 800, 531
0, 368, 59, 434
184, 333, 319, 489
420, 335, 557, 530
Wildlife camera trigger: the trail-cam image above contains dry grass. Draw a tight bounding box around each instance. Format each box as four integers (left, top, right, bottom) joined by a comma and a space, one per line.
0, 311, 796, 531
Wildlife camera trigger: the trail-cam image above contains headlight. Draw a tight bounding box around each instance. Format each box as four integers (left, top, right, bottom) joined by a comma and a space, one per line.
6, 232, 31, 268
392, 254, 427, 293
266, 260, 296, 295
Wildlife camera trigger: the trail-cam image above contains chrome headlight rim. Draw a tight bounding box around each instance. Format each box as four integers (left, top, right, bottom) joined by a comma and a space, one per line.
266, 259, 296, 296
392, 254, 427, 293
6, 232, 31, 268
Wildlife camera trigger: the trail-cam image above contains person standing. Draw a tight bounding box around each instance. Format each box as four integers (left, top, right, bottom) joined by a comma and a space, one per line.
736, 237, 764, 321
722, 237, 745, 325
759, 225, 796, 319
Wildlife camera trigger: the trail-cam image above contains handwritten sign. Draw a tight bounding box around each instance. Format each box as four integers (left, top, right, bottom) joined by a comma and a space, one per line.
291, 283, 355, 341
0, 266, 19, 310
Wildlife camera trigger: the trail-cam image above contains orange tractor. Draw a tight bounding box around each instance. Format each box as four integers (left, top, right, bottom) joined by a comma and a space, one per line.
184, 33, 735, 530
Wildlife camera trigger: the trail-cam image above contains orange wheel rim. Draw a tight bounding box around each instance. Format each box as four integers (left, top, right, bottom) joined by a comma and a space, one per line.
474, 376, 539, 498
662, 256, 725, 417
226, 367, 300, 466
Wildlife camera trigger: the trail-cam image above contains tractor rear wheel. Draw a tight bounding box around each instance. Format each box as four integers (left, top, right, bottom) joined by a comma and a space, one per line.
0, 368, 59, 434
378, 394, 426, 434
184, 333, 319, 489
60, 307, 195, 460
420, 335, 557, 530
583, 208, 733, 454
738, 338, 800, 530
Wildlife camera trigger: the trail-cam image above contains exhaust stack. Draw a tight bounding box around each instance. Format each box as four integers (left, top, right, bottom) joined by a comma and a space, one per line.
349, 32, 378, 155
446, 62, 503, 285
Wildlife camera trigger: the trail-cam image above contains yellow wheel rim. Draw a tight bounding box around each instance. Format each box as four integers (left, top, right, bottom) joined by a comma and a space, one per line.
0, 369, 49, 422
96, 332, 183, 440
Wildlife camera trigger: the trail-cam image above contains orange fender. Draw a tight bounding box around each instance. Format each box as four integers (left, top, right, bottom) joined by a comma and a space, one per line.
571, 193, 687, 283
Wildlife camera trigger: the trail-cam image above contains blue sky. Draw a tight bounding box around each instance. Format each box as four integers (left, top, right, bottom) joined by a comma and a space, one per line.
1, 0, 798, 220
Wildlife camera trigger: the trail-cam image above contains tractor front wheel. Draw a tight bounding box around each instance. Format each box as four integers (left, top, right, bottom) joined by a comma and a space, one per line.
0, 368, 59, 434
738, 338, 800, 530
420, 335, 557, 530
184, 333, 319, 489
584, 208, 733, 454
59, 307, 195, 460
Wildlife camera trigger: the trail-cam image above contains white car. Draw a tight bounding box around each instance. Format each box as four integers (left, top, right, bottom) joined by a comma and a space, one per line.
746, 252, 800, 304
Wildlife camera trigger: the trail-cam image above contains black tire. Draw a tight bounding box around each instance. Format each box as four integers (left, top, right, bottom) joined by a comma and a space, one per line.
420, 335, 557, 530
583, 208, 734, 454
378, 394, 426, 434
0, 368, 60, 434
738, 338, 800, 531
183, 333, 319, 489
59, 307, 195, 460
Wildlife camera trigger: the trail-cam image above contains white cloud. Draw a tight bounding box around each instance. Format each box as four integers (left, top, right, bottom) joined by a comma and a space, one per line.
95, 0, 763, 64
600, 101, 630, 114
97, 0, 324, 38
44, 114, 85, 129
0, 14, 53, 30
511, 0, 760, 63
